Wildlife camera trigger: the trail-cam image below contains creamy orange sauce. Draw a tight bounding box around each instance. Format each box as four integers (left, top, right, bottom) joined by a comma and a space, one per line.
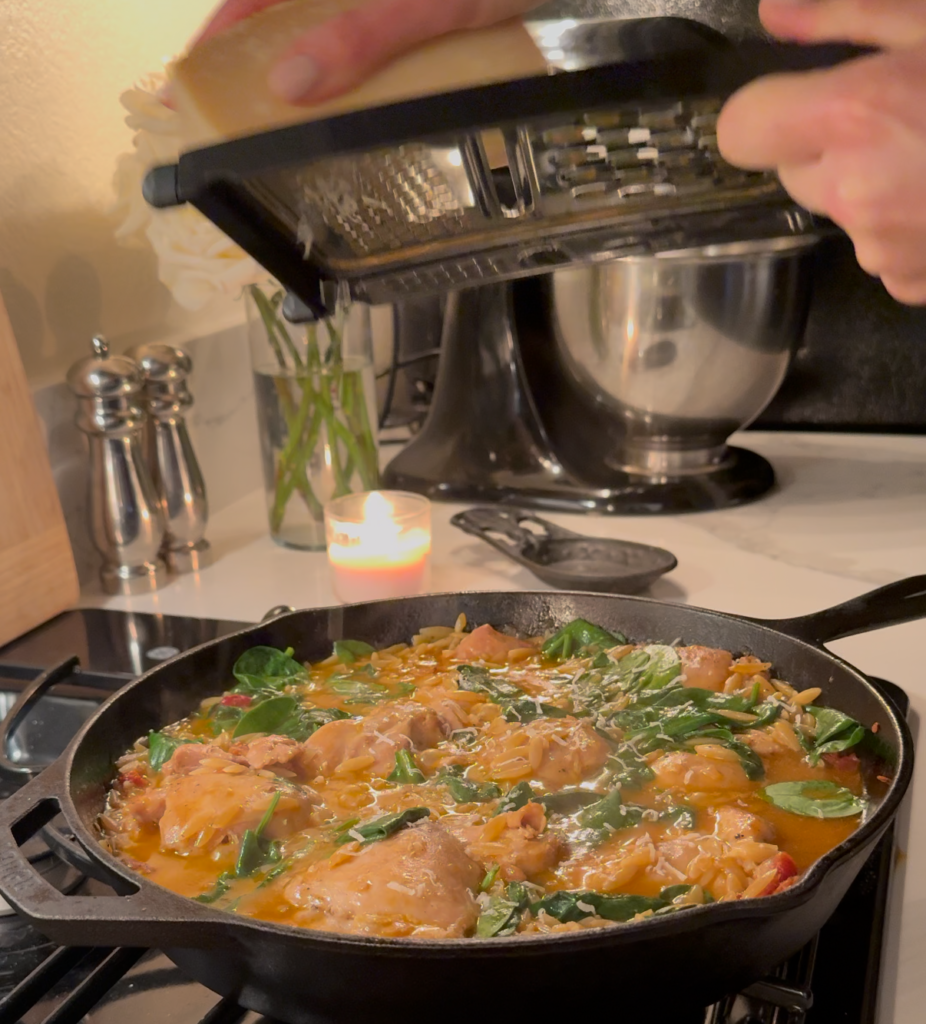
99, 623, 880, 938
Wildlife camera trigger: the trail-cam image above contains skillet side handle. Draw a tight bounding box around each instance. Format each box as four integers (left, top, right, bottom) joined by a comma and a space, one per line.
0, 656, 81, 780
0, 759, 235, 949
760, 576, 926, 646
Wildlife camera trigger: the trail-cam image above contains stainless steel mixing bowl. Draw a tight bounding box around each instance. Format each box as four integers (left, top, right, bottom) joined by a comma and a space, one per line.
549, 237, 817, 476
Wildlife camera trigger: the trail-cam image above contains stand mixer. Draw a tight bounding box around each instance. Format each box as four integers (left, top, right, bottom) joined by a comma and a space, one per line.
145, 4, 863, 513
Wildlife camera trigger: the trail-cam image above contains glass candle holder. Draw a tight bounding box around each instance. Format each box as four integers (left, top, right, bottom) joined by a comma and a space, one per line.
324, 491, 431, 603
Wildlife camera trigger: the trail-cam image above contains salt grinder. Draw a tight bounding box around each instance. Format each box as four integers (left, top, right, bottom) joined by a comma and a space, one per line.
129, 343, 212, 573
66, 337, 168, 595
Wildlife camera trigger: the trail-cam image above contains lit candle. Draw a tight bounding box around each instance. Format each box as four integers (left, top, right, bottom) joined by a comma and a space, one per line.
324, 491, 432, 603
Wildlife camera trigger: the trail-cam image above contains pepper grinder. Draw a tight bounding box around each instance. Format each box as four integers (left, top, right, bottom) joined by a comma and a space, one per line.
129, 343, 212, 573
66, 337, 169, 594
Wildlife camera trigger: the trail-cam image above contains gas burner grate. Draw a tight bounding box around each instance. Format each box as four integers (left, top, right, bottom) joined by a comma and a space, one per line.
0, 825, 896, 1024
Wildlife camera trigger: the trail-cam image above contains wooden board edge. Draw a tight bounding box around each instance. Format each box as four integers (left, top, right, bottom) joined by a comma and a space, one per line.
0, 524, 81, 649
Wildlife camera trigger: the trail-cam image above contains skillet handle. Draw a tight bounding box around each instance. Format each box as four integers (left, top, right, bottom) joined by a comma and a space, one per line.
0, 758, 235, 949
758, 576, 926, 645
0, 656, 81, 779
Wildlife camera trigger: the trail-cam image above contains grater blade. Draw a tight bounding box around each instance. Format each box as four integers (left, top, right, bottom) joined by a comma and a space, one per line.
145, 19, 869, 317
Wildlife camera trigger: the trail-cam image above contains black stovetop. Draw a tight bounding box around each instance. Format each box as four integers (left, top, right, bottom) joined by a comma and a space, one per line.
0, 608, 908, 1024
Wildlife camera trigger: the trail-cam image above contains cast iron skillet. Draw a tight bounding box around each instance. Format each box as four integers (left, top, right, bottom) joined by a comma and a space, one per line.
0, 580, 921, 1023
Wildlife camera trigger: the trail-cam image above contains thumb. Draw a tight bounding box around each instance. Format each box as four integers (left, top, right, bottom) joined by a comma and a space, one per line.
759, 0, 926, 49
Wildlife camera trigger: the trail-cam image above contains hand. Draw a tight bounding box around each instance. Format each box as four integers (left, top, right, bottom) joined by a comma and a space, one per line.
196, 0, 546, 106
718, 0, 926, 304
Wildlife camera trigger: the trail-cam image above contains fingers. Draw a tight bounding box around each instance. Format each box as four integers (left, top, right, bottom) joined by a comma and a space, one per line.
776, 129, 926, 241
268, 0, 546, 103
879, 271, 926, 306
195, 0, 284, 46
717, 59, 883, 170
720, 45, 926, 306
718, 46, 926, 170
759, 0, 926, 49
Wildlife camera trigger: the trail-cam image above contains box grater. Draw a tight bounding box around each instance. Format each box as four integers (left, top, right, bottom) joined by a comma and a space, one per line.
145, 17, 868, 319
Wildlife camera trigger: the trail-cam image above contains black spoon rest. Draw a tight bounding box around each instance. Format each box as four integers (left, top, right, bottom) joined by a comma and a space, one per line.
450, 507, 677, 593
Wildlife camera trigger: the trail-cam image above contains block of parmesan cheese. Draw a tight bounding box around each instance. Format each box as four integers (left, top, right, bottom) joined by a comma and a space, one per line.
170, 0, 548, 145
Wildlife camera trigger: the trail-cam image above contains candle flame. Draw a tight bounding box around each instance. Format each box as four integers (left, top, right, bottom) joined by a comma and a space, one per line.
328, 491, 430, 570
363, 491, 393, 519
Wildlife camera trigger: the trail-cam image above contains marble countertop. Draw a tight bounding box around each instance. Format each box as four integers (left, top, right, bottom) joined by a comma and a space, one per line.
83, 430, 926, 1023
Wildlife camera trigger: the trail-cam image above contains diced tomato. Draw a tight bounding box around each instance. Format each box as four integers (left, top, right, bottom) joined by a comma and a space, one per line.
759, 852, 799, 897
121, 770, 148, 789
822, 751, 860, 772
220, 694, 252, 708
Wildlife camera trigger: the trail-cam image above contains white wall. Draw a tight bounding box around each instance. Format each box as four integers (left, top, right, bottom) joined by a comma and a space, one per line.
0, 0, 272, 586
0, 0, 245, 384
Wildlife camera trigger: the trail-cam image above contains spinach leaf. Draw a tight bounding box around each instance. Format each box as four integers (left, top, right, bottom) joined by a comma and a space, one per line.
457, 665, 523, 701
476, 882, 531, 937
207, 702, 247, 735
661, 804, 697, 830
304, 707, 352, 730
628, 708, 725, 753
503, 698, 570, 724
629, 645, 683, 691
233, 695, 304, 739
532, 889, 666, 924
750, 701, 783, 731
493, 781, 537, 816
457, 666, 564, 723
606, 752, 655, 791
533, 885, 695, 924
333, 640, 375, 664
330, 677, 390, 702
258, 859, 295, 888
576, 790, 627, 830
806, 706, 865, 765
257, 840, 316, 889
809, 706, 859, 747
689, 729, 765, 781
658, 884, 697, 904
478, 865, 500, 893
232, 646, 308, 695
679, 724, 766, 781
195, 871, 234, 904
542, 620, 627, 660
387, 749, 425, 785
537, 789, 603, 816
236, 793, 282, 878
333, 807, 431, 846
814, 727, 866, 763
450, 728, 479, 747
646, 687, 756, 714
217, 700, 348, 740
437, 766, 501, 803
147, 731, 195, 772
575, 790, 644, 842
762, 780, 867, 818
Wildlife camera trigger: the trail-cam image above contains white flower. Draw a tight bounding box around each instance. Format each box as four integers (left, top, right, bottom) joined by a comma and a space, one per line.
112, 73, 268, 311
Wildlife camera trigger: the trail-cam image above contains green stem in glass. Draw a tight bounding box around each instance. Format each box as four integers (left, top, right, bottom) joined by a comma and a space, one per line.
270, 396, 323, 532
250, 283, 379, 539
252, 285, 305, 370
